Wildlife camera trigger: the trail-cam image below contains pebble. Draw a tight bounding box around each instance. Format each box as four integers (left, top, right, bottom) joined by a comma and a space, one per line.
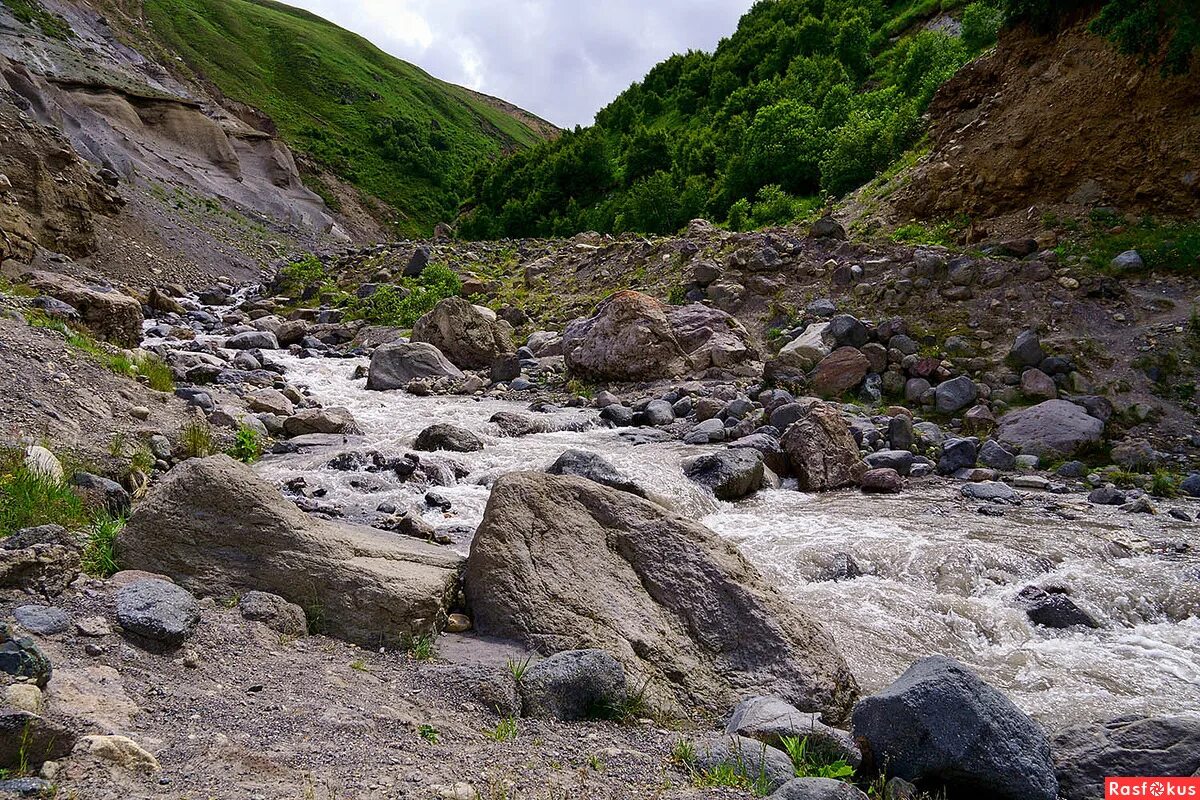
130, 406, 151, 420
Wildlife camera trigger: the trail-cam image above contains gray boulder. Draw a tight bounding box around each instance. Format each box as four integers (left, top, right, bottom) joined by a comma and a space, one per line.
411, 297, 515, 370
413, 423, 484, 453
117, 456, 463, 647
464, 472, 858, 721
1088, 486, 1126, 506
12, 606, 70, 636
546, 449, 644, 497
937, 438, 977, 475
865, 450, 915, 476
519, 649, 627, 721
366, 341, 464, 390
682, 449, 765, 501
1016, 586, 1098, 629
934, 376, 978, 415
693, 735, 796, 794
563, 291, 690, 381
997, 400, 1104, 459
979, 440, 1017, 472
726, 695, 861, 767
1109, 250, 1144, 273
226, 330, 279, 350
1008, 330, 1045, 368
780, 402, 867, 491
771, 778, 868, 800
962, 481, 1021, 504
852, 656, 1057, 800
115, 579, 200, 646
238, 591, 308, 636
1053, 714, 1200, 800
636, 400, 676, 427
282, 407, 360, 437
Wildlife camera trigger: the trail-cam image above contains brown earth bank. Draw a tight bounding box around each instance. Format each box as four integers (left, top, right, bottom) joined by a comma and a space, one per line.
849, 17, 1200, 241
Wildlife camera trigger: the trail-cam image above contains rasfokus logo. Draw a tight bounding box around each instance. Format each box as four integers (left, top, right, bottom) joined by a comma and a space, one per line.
1107, 778, 1200, 798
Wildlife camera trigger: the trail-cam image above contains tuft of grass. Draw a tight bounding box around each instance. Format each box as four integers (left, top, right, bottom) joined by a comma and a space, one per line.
486, 717, 519, 742
505, 656, 533, 683
81, 515, 123, 577
1150, 469, 1181, 498
417, 724, 439, 744
670, 738, 696, 768
599, 679, 652, 723
226, 424, 263, 464
349, 658, 369, 673
181, 417, 215, 459
1063, 216, 1200, 274
780, 735, 856, 781
405, 634, 437, 661
0, 456, 88, 536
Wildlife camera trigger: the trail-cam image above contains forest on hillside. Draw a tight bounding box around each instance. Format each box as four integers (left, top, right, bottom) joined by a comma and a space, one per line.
459, 0, 1198, 240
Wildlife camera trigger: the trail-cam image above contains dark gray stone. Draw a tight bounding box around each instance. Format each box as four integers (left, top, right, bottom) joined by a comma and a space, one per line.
937, 438, 977, 475
1053, 714, 1200, 800
546, 449, 645, 497
413, 424, 484, 453
865, 450, 915, 477
1008, 330, 1045, 368
693, 735, 796, 794
599, 404, 634, 427
1180, 473, 1200, 498
770, 778, 868, 800
934, 376, 978, 415
682, 449, 764, 501
726, 695, 861, 767
12, 606, 69, 636
238, 591, 308, 636
851, 656, 1057, 800
0, 625, 51, 687
1088, 487, 1126, 506
826, 315, 869, 348
69, 472, 130, 516
978, 440, 1017, 472
115, 579, 200, 646
1017, 586, 1099, 629
635, 400, 676, 427
519, 649, 626, 721
961, 481, 1020, 504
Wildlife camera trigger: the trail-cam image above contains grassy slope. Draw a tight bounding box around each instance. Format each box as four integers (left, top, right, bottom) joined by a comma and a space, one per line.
142, 0, 546, 235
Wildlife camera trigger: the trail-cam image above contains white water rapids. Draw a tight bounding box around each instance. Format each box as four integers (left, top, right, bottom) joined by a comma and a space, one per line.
258, 352, 1200, 730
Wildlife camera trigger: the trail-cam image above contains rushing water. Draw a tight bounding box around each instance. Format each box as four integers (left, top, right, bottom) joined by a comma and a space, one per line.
259, 352, 1200, 730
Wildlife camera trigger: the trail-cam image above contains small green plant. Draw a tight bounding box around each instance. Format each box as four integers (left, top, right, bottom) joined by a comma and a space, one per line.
0, 456, 89, 536
505, 656, 533, 683
80, 515, 123, 577
405, 634, 437, 661
181, 417, 215, 459
601, 679, 652, 723
349, 658, 369, 672
129, 444, 155, 476
303, 601, 327, 636
666, 284, 689, 305
693, 762, 771, 796
418, 724, 439, 744
586, 753, 603, 772
486, 717, 519, 742
279, 253, 327, 289
1150, 469, 1180, 498
670, 737, 696, 767
134, 353, 175, 392
226, 425, 263, 464
780, 735, 856, 780
108, 432, 128, 459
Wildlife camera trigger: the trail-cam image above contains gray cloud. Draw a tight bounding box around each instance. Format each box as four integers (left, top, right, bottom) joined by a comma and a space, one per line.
287, 0, 755, 128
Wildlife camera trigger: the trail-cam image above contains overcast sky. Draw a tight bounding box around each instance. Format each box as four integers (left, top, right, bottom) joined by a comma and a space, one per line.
288, 0, 756, 128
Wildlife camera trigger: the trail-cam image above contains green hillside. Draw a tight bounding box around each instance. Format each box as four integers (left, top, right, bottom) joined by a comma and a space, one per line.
141, 0, 550, 236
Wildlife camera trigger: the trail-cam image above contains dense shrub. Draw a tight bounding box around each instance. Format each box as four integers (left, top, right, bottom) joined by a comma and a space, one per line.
346, 263, 462, 327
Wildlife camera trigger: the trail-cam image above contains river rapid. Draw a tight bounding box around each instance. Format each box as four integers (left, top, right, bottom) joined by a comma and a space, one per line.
258, 352, 1200, 731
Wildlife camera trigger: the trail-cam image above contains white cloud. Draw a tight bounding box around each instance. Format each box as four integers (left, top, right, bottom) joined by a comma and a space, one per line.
286, 0, 754, 127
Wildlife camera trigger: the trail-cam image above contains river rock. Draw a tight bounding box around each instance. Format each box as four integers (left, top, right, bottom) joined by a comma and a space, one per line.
865, 450, 915, 476
681, 449, 764, 501
411, 297, 515, 370
464, 472, 858, 720
0, 624, 52, 687
937, 438, 977, 475
978, 440, 1016, 472
117, 456, 463, 647
23, 271, 142, 347
962, 481, 1020, 504
771, 779, 869, 800
635, 400, 676, 427
115, 579, 200, 646
282, 407, 360, 437
246, 388, 294, 417
693, 735, 796, 794
860, 468, 902, 494
776, 323, 832, 372
413, 423, 484, 453
780, 402, 867, 491
1020, 369, 1057, 401
810, 348, 870, 397
997, 400, 1104, 459
935, 376, 978, 414
826, 315, 869, 348
852, 656, 1057, 800
519, 649, 627, 721
668, 303, 759, 371
0, 710, 76, 771
726, 695, 861, 767
1053, 714, 1200, 800
563, 291, 690, 381
366, 341, 465, 390
226, 330, 279, 350
12, 605, 70, 636
238, 591, 308, 636
1008, 330, 1045, 368
1016, 586, 1098, 629
545, 449, 644, 497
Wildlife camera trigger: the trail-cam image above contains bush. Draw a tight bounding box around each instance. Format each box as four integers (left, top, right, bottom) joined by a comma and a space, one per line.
347, 263, 462, 327
962, 2, 1004, 52
279, 254, 326, 290
727, 198, 752, 232
227, 425, 263, 464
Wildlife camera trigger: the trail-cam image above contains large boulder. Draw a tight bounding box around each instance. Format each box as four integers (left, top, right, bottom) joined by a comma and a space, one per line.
996, 400, 1105, 459
117, 456, 463, 647
562, 291, 691, 381
682, 449, 764, 501
1053, 714, 1200, 800
809, 348, 870, 398
780, 402, 867, 491
464, 472, 858, 721
665, 303, 759, 372
411, 297, 515, 370
852, 656, 1057, 800
23, 271, 141, 347
413, 423, 484, 453
366, 341, 464, 390
281, 407, 360, 437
